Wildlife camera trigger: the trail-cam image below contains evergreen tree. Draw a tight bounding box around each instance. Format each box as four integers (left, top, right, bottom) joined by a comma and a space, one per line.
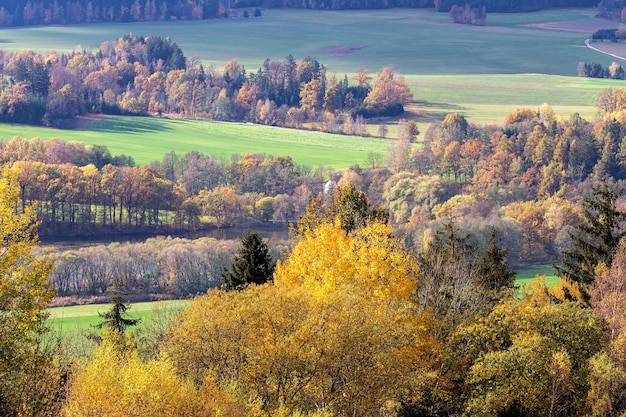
478, 226, 517, 295
556, 179, 626, 300
221, 231, 274, 291
95, 288, 140, 334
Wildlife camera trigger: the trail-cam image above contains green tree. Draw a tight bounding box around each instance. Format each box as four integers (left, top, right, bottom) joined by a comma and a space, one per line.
556, 179, 626, 300
95, 289, 140, 334
221, 231, 274, 291
478, 226, 517, 295
295, 182, 388, 237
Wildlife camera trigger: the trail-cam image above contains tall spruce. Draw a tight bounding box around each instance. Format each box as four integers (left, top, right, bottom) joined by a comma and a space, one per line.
556, 179, 626, 299
221, 231, 274, 291
478, 226, 516, 294
94, 288, 140, 334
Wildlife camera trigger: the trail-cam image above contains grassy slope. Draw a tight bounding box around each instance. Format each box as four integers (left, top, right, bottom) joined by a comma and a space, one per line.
0, 116, 389, 167
0, 8, 622, 166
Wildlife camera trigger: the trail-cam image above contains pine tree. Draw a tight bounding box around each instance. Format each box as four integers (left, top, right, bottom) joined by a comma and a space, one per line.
556, 179, 626, 299
478, 226, 516, 294
221, 231, 274, 291
95, 288, 140, 334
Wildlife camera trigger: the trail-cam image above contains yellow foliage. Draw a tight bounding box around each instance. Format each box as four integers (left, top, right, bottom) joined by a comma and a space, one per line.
274, 221, 418, 304
65, 331, 244, 417
165, 282, 431, 416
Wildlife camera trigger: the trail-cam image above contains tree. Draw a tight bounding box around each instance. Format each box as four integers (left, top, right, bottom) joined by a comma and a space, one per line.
94, 289, 140, 334
363, 66, 412, 117
556, 179, 626, 300
0, 166, 57, 416
294, 182, 388, 237
221, 231, 274, 291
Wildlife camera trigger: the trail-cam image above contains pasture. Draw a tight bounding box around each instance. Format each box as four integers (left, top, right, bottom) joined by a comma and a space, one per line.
0, 8, 622, 164
0, 116, 390, 167
0, 8, 613, 75
46, 299, 190, 336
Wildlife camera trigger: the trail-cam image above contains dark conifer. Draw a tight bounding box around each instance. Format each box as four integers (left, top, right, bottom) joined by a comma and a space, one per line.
478, 226, 516, 293
221, 231, 274, 291
94, 288, 140, 334
556, 179, 626, 299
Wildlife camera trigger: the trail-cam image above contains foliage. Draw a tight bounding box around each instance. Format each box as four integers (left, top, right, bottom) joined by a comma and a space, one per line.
449, 280, 604, 417
167, 284, 428, 416
294, 182, 389, 237
0, 166, 58, 416
276, 221, 418, 304
65, 330, 247, 417
221, 231, 274, 291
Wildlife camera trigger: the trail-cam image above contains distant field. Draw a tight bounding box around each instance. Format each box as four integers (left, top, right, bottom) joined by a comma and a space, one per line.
0, 8, 622, 163
0, 116, 390, 168
47, 266, 560, 333
47, 299, 190, 335
515, 264, 560, 288
0, 8, 613, 76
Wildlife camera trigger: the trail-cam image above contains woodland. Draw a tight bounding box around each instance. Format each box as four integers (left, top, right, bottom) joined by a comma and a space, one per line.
0, 0, 601, 26
5, 3, 626, 417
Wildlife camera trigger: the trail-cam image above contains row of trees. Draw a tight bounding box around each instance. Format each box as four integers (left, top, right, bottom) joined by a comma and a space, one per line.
578, 61, 626, 79
6, 96, 626, 265
0, 0, 602, 27
47, 234, 285, 298
0, 36, 412, 126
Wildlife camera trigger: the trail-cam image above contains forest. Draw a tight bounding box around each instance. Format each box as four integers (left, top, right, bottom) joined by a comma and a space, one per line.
0, 0, 600, 26
0, 35, 411, 127
4, 154, 626, 415
5, 5, 626, 416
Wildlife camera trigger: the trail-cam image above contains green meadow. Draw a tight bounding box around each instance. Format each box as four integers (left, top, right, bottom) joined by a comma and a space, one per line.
47, 299, 191, 336
0, 116, 389, 167
48, 264, 559, 334
0, 8, 621, 165
514, 264, 560, 288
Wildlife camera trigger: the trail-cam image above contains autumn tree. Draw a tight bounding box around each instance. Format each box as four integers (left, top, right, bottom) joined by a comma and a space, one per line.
362, 66, 413, 117
294, 182, 388, 237
0, 166, 58, 417
221, 230, 274, 291
455, 282, 604, 417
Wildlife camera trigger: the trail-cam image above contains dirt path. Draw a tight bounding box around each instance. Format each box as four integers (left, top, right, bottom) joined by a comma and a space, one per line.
585, 38, 626, 61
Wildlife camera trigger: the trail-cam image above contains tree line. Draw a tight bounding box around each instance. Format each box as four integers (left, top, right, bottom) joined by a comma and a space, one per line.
0, 35, 412, 127
0, 0, 598, 27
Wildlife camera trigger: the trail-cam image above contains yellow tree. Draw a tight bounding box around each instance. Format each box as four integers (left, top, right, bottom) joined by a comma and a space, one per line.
363, 66, 413, 116
65, 330, 248, 417
275, 221, 417, 304
0, 166, 57, 416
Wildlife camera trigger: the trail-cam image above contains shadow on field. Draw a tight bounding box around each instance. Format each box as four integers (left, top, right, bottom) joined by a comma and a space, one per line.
409, 101, 468, 123
85, 116, 174, 134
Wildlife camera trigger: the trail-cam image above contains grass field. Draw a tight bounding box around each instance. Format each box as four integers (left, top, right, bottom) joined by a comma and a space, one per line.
0, 8, 622, 164
46, 299, 191, 335
0, 8, 613, 76
47, 265, 560, 334
0, 116, 390, 167
515, 264, 560, 288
